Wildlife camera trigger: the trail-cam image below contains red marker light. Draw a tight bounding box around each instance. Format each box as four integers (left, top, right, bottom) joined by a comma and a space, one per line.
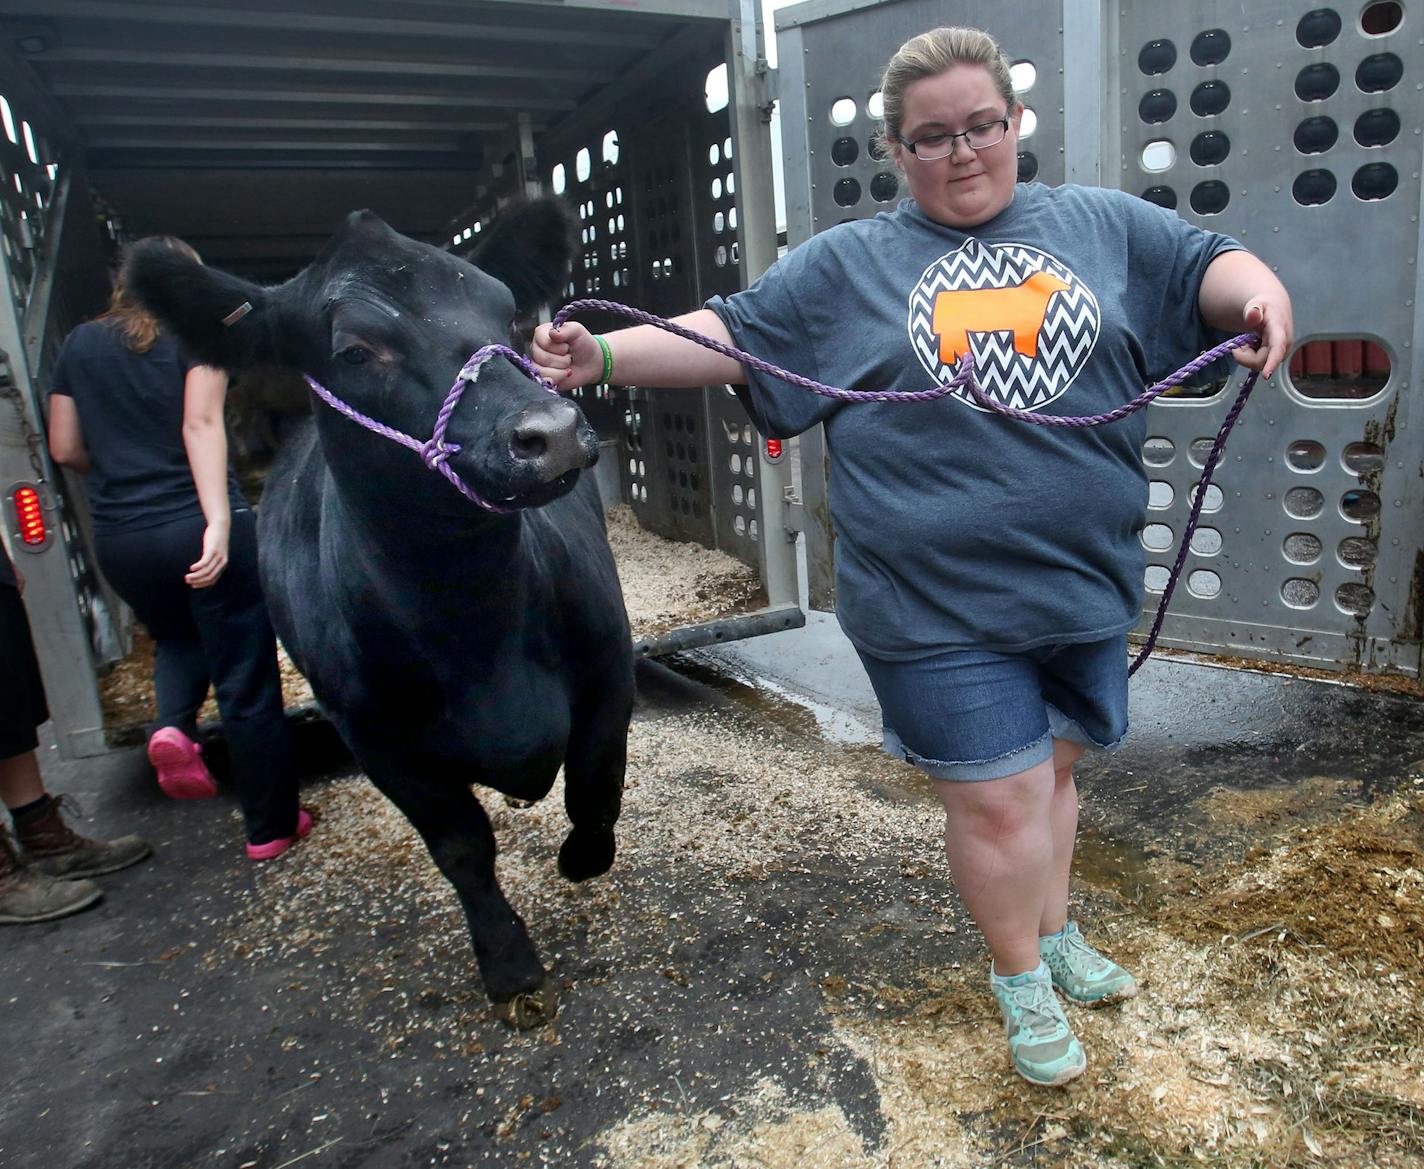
765, 438, 783, 461
11, 484, 48, 547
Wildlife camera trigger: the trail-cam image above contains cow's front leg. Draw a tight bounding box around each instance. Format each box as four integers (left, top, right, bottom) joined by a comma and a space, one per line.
558, 668, 634, 882
365, 767, 552, 1026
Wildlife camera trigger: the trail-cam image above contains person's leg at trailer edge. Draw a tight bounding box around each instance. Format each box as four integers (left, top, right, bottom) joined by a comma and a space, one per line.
0, 577, 150, 925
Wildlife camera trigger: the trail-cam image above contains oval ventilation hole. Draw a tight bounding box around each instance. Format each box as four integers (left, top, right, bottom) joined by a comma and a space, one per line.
870, 172, 900, 202
1284, 486, 1325, 519
1352, 163, 1398, 201
1142, 523, 1174, 552
1190, 527, 1223, 556
1287, 339, 1390, 399
833, 178, 862, 207
1296, 9, 1342, 48
1139, 89, 1178, 123
1142, 436, 1176, 466
1190, 29, 1231, 66
1190, 81, 1231, 116
1283, 533, 1322, 565
1285, 439, 1326, 472
1294, 116, 1338, 155
1292, 169, 1336, 206
1356, 53, 1403, 93
1281, 579, 1321, 609
1138, 39, 1177, 75
1141, 140, 1176, 171
1295, 63, 1341, 102
1190, 131, 1230, 166
1191, 483, 1224, 512
1361, 2, 1403, 35
1335, 582, 1375, 617
1337, 537, 1378, 568
1340, 489, 1381, 522
1341, 441, 1385, 475
1354, 108, 1400, 148
1190, 180, 1230, 214
1187, 569, 1221, 598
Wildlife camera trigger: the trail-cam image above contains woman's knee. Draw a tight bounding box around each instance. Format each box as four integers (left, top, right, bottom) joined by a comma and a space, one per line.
935, 759, 1055, 832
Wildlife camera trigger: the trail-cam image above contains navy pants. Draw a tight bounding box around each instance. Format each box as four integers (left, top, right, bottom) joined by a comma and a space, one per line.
95, 509, 297, 844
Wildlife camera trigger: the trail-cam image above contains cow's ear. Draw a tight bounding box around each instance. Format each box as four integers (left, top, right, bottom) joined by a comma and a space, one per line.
469, 198, 575, 317
126, 241, 283, 371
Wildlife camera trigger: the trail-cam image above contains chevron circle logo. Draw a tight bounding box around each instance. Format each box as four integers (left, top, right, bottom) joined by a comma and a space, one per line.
906, 240, 1101, 411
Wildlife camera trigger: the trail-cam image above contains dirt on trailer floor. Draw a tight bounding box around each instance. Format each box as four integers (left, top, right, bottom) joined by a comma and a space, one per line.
16, 659, 1422, 1169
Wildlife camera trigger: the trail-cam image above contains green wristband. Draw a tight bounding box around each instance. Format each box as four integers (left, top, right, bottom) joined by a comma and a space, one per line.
594, 333, 614, 385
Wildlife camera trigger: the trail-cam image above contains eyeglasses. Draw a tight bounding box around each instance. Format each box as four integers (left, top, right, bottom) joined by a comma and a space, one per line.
898, 118, 1010, 161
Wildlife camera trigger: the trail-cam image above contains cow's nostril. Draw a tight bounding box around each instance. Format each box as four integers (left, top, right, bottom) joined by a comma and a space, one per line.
511, 428, 548, 460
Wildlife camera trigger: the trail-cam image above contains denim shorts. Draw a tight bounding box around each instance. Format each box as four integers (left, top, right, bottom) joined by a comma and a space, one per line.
858, 635, 1130, 782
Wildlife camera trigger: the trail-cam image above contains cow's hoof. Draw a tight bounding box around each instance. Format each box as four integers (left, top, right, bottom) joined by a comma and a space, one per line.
557, 829, 615, 882
491, 984, 558, 1030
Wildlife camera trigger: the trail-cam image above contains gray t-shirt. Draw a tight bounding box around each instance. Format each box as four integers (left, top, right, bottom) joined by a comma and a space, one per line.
709, 182, 1241, 659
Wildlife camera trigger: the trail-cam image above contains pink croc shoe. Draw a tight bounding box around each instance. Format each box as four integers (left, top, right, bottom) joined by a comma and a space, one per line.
245, 809, 315, 862
146, 727, 219, 800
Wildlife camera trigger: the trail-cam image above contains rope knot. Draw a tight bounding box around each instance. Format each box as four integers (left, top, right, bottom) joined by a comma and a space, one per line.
420, 438, 460, 470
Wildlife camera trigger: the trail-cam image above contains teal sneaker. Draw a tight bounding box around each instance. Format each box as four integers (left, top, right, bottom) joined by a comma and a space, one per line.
989, 962, 1086, 1087
1039, 921, 1139, 1006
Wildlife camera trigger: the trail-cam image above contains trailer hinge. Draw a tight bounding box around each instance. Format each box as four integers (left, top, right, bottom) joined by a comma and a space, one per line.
760, 65, 779, 115
782, 484, 804, 539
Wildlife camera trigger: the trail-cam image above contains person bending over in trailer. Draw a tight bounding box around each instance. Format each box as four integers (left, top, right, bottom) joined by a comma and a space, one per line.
533, 25, 1293, 1087
47, 237, 311, 862
0, 542, 151, 923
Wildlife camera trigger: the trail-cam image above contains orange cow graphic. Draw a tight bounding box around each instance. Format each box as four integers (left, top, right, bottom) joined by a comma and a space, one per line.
932, 271, 1071, 364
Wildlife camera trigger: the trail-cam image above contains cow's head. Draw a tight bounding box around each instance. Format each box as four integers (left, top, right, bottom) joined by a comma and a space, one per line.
128, 200, 590, 514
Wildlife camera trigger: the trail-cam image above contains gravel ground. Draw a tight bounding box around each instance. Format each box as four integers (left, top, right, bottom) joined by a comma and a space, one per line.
6, 655, 1424, 1169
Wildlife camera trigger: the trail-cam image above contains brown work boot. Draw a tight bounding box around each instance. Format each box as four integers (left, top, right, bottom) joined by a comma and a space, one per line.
0, 827, 103, 924
14, 794, 153, 879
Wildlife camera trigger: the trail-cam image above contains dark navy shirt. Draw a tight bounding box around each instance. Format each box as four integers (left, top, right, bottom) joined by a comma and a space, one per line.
0, 539, 16, 590
48, 321, 245, 534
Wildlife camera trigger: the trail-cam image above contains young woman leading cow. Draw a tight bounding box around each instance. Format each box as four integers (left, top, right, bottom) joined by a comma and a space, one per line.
533, 26, 1293, 1086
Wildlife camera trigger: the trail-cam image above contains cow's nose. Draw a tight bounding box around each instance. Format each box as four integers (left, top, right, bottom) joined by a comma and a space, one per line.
510, 400, 593, 481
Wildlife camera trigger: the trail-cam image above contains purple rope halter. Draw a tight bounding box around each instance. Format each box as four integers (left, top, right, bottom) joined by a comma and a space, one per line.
303, 345, 559, 514
302, 296, 1262, 674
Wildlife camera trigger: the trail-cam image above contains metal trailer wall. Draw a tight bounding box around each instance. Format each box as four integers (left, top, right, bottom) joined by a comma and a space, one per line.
775, 0, 1423, 677
506, 12, 804, 642
0, 95, 124, 758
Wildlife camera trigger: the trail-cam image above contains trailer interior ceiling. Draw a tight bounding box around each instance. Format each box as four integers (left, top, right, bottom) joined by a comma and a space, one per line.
1, 0, 723, 281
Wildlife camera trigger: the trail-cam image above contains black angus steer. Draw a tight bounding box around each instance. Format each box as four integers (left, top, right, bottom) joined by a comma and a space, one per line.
130, 202, 634, 1024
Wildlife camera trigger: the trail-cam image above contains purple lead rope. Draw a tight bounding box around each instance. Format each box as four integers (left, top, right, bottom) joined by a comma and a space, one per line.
552, 299, 1263, 675
305, 296, 1263, 674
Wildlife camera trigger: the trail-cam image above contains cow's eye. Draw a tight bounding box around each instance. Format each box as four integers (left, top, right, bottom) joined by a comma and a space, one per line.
338, 345, 372, 366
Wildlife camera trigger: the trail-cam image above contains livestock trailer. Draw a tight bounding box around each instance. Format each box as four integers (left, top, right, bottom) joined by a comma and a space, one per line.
1, 0, 1422, 760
